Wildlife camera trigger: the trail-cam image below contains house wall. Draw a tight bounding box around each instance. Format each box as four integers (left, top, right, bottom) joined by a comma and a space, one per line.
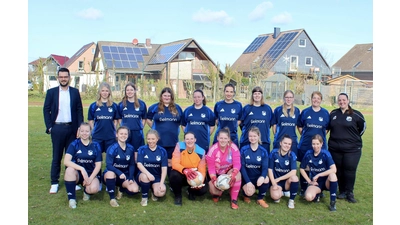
272, 32, 331, 76
68, 44, 96, 73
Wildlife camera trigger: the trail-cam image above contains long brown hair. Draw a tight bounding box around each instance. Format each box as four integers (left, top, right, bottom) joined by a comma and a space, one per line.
121, 82, 140, 108
250, 86, 265, 106
158, 87, 178, 116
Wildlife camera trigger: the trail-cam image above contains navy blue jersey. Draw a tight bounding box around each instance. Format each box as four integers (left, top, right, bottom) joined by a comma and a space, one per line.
240, 144, 269, 184
239, 104, 274, 147
147, 103, 183, 147
300, 149, 335, 180
104, 142, 136, 180
66, 139, 102, 175
118, 99, 147, 131
297, 106, 330, 152
137, 145, 168, 177
268, 148, 297, 179
182, 105, 216, 151
213, 100, 243, 145
272, 105, 301, 151
88, 102, 121, 140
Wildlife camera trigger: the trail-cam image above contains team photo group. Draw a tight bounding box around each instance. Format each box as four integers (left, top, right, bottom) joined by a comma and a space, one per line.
43, 68, 366, 212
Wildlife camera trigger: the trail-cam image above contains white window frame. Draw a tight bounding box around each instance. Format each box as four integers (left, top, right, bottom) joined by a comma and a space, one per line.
299, 39, 306, 47
78, 61, 84, 71
179, 52, 195, 60
305, 57, 313, 66
290, 56, 298, 71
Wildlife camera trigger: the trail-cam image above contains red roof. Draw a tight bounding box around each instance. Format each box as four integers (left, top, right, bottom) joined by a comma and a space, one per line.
50, 54, 69, 66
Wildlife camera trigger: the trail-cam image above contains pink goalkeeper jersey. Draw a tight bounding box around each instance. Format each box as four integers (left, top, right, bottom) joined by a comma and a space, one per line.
206, 142, 241, 176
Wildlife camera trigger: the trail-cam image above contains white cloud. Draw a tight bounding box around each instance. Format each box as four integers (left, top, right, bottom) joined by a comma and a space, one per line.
271, 12, 292, 24
200, 38, 247, 49
248, 2, 273, 21
192, 8, 234, 25
77, 7, 103, 20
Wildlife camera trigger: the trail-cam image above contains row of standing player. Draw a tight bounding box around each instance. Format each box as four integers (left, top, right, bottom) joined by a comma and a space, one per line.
44, 68, 365, 210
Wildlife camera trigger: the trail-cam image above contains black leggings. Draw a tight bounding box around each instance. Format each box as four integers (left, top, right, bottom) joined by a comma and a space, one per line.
330, 150, 362, 193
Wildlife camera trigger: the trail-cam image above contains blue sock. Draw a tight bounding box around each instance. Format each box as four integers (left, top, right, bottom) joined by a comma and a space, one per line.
290, 181, 299, 200
257, 183, 269, 200
125, 189, 139, 196
300, 176, 307, 193
65, 181, 76, 200
105, 178, 116, 199
141, 182, 150, 198
330, 181, 338, 201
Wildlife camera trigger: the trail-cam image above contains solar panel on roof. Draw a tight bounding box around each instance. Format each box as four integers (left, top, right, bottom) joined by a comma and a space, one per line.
243, 36, 268, 54
101, 45, 149, 69
261, 32, 298, 66
149, 43, 185, 64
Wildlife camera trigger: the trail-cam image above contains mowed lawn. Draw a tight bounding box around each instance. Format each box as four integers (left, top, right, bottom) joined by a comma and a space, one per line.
28, 102, 373, 225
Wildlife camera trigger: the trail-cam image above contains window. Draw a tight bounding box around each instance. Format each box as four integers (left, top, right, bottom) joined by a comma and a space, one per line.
305, 57, 312, 66
78, 61, 84, 71
91, 48, 95, 54
179, 52, 195, 60
290, 56, 298, 71
49, 76, 57, 81
299, 39, 306, 47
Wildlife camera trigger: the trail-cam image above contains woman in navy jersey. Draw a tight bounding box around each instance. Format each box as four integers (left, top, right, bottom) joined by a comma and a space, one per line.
268, 134, 299, 209
147, 87, 183, 177
239, 86, 274, 153
240, 127, 270, 208
103, 126, 140, 207
182, 89, 215, 153
213, 83, 243, 147
327, 93, 366, 203
300, 134, 338, 211
272, 90, 300, 155
136, 129, 168, 206
88, 82, 121, 153
63, 122, 102, 209
297, 91, 330, 195
118, 83, 147, 154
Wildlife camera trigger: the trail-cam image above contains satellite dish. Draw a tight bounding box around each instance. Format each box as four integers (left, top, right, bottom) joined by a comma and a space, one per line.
132, 38, 138, 45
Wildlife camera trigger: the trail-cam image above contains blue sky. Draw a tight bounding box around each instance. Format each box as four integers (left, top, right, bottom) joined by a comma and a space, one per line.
28, 0, 372, 69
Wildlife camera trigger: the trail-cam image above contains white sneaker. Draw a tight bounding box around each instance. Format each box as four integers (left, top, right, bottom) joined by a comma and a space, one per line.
99, 185, 103, 192
288, 199, 295, 209
274, 199, 280, 203
151, 192, 158, 201
110, 199, 119, 207
75, 185, 81, 191
49, 184, 59, 194
116, 189, 123, 200
141, 198, 148, 206
83, 192, 90, 201
283, 191, 290, 197
69, 199, 77, 209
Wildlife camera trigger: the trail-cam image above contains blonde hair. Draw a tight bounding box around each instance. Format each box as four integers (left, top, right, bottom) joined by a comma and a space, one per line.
96, 82, 113, 107
282, 90, 295, 117
248, 126, 262, 144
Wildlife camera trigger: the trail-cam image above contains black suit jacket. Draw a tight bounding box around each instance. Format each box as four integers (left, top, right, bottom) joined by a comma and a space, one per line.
43, 86, 84, 134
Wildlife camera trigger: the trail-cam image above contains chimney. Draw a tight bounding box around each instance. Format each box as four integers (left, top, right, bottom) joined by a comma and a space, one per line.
273, 27, 280, 39
146, 38, 151, 48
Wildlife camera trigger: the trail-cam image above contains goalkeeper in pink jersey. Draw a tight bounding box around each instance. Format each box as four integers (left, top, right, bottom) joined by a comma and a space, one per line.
206, 127, 242, 209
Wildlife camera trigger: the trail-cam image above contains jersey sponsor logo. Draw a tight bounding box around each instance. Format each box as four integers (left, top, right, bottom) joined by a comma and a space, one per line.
251, 119, 265, 124
201, 113, 206, 118
96, 115, 113, 120
190, 121, 205, 125
124, 114, 139, 118
346, 116, 352, 122
220, 116, 236, 121
159, 117, 178, 122
108, 107, 113, 113
245, 164, 261, 169
274, 167, 289, 173
143, 162, 160, 168
311, 167, 326, 172
77, 158, 93, 163
231, 109, 236, 114
112, 163, 128, 168
319, 117, 323, 121
280, 122, 296, 127
306, 123, 323, 129
257, 156, 261, 161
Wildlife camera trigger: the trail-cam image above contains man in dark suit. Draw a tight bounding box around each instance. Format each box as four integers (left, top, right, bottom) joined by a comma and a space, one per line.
43, 67, 84, 194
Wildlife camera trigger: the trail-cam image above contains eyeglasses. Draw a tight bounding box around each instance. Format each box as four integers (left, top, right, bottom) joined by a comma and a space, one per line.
58, 76, 69, 79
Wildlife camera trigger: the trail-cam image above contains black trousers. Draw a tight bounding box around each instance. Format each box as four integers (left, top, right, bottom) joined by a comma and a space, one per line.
330, 150, 362, 194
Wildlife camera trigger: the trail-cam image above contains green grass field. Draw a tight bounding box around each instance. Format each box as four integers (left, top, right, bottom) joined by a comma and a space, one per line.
28, 100, 373, 225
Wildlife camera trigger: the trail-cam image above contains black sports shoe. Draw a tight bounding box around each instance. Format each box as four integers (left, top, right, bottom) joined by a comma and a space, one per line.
337, 192, 347, 199
313, 194, 320, 203
188, 192, 196, 201
329, 201, 337, 211
346, 192, 357, 203
174, 196, 182, 206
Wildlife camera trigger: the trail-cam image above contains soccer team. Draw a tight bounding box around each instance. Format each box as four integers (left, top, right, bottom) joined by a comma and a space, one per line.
43, 68, 366, 212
